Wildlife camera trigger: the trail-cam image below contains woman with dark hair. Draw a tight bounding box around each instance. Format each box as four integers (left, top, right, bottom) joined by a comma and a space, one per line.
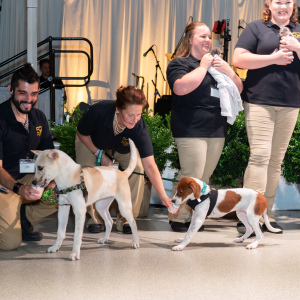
75, 86, 171, 234
166, 22, 243, 232
233, 0, 300, 234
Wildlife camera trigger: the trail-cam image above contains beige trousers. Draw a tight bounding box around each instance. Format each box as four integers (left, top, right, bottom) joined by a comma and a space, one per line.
0, 174, 57, 251
243, 102, 299, 221
75, 135, 145, 231
169, 137, 225, 223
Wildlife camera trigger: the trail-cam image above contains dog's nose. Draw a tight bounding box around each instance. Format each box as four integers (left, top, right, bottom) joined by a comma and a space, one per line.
32, 180, 37, 186
171, 199, 176, 203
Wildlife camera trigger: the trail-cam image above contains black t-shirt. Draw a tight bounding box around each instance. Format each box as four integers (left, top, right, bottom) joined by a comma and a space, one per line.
166, 55, 227, 138
77, 100, 153, 158
0, 99, 54, 179
235, 19, 300, 108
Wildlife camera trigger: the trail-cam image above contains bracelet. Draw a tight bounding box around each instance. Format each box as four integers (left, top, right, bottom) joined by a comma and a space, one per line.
96, 150, 104, 166
94, 149, 100, 156
13, 182, 23, 195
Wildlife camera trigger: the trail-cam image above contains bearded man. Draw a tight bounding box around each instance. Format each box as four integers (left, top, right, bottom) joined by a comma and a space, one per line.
0, 63, 57, 250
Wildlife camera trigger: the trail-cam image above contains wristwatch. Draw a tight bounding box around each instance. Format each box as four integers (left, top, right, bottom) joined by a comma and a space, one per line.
13, 182, 23, 195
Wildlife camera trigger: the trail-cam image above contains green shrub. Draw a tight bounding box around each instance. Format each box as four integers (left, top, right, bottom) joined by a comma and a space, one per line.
211, 111, 249, 187
142, 110, 174, 174
50, 105, 84, 160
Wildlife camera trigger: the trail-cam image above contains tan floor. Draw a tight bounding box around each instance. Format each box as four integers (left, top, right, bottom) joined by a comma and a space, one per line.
0, 206, 300, 300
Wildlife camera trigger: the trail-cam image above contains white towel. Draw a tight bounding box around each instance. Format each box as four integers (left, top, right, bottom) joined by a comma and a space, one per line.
208, 66, 243, 125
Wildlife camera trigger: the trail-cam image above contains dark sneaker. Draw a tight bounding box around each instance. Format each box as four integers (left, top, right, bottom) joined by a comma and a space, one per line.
262, 222, 283, 233
88, 224, 104, 233
21, 204, 43, 241
169, 221, 188, 232
237, 221, 246, 234
122, 224, 132, 234
22, 231, 43, 241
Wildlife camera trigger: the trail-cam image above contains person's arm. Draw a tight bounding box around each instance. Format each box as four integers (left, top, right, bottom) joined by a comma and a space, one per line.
233, 47, 293, 70
0, 160, 40, 201
76, 130, 112, 166
211, 56, 243, 93
141, 155, 172, 208
173, 53, 213, 96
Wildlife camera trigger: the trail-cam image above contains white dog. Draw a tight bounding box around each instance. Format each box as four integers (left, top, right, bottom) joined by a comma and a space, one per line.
32, 139, 139, 260
170, 177, 281, 251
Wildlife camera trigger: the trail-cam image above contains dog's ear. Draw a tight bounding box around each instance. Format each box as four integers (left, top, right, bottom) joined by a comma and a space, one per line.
188, 179, 200, 199
47, 150, 60, 160
31, 150, 42, 156
30, 150, 43, 159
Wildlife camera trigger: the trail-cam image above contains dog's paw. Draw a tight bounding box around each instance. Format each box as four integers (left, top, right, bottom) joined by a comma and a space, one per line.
234, 237, 244, 243
132, 242, 139, 249
171, 245, 184, 251
69, 252, 80, 261
47, 245, 59, 253
246, 241, 258, 250
97, 238, 108, 244
175, 238, 184, 243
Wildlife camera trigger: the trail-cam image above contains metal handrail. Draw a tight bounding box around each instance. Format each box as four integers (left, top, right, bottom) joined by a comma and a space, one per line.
0, 36, 94, 122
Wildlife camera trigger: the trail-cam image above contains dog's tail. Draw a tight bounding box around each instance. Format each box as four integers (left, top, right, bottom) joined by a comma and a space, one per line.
123, 138, 138, 178
262, 211, 282, 233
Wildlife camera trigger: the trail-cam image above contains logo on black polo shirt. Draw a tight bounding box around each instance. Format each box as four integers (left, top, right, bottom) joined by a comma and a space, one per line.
121, 137, 129, 147
36, 126, 42, 136
293, 32, 300, 38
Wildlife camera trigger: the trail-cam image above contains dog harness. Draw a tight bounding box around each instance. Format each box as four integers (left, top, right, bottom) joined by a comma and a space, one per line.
53, 170, 88, 203
186, 182, 218, 217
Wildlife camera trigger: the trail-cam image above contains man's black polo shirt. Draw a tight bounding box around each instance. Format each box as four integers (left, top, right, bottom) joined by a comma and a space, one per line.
0, 99, 54, 179
77, 100, 153, 158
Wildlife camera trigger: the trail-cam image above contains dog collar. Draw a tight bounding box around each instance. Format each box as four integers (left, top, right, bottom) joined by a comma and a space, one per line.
201, 182, 207, 194
53, 170, 88, 201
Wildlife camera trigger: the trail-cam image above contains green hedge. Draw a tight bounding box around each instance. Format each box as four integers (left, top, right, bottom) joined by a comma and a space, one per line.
50, 105, 84, 161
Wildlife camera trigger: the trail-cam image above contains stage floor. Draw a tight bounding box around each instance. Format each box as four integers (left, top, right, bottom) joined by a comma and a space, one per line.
1, 206, 300, 300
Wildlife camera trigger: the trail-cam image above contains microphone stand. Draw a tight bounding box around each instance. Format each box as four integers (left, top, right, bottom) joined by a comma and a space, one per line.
150, 49, 166, 104
221, 19, 231, 62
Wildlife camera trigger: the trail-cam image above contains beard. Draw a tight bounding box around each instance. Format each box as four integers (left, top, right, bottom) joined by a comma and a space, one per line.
11, 94, 37, 114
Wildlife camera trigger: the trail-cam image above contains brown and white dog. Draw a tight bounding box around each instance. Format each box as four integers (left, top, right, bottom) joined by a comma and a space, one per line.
32, 139, 139, 260
170, 177, 281, 251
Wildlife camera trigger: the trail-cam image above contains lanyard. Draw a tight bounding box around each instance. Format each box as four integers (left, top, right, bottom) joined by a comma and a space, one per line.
16, 123, 31, 159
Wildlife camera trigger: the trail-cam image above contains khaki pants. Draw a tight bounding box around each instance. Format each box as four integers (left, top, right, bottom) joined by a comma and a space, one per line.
0, 174, 57, 251
243, 102, 299, 221
169, 137, 225, 223
75, 135, 145, 231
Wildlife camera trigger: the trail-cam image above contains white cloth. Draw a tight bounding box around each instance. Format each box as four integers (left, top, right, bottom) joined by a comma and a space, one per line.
208, 66, 243, 125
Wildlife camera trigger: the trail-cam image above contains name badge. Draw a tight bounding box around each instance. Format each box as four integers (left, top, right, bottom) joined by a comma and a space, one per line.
19, 159, 35, 173
211, 87, 220, 98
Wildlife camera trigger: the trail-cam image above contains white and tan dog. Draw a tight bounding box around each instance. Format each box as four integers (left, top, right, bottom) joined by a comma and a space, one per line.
170, 177, 281, 251
32, 139, 139, 260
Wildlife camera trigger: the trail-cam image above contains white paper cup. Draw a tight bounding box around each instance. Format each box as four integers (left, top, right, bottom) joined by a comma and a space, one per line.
168, 203, 180, 215
31, 185, 44, 198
